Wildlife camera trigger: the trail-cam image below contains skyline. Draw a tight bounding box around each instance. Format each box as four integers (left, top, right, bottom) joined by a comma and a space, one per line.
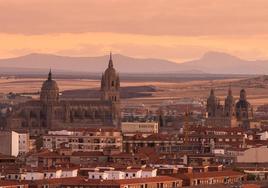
1, 0, 268, 62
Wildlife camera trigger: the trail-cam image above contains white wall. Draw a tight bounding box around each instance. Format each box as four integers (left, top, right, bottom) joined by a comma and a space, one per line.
88, 169, 157, 180
25, 172, 44, 180
121, 122, 158, 133
18, 133, 30, 155
106, 171, 125, 180
88, 171, 108, 179
61, 169, 78, 178
212, 148, 225, 155
258, 131, 268, 140
125, 170, 142, 179
11, 131, 19, 157
237, 146, 268, 163
141, 169, 157, 178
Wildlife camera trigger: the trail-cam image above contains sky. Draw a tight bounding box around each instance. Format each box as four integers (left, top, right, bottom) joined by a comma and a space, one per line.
0, 0, 268, 62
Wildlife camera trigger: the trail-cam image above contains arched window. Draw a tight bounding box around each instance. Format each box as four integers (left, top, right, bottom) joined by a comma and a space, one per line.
111, 81, 115, 87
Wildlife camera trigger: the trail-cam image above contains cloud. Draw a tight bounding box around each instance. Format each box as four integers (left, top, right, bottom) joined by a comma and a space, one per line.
1, 32, 268, 62
0, 0, 268, 36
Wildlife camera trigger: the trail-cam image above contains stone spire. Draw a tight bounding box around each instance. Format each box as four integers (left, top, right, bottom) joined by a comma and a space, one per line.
210, 88, 215, 96
224, 84, 235, 117
101, 52, 120, 102
228, 84, 232, 96
48, 69, 52, 81
108, 52, 113, 68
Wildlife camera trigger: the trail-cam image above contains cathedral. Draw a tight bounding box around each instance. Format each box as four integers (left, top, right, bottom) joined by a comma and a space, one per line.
2, 53, 121, 135
206, 87, 253, 128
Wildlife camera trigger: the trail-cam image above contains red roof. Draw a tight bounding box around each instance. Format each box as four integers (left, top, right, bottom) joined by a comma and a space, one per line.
175, 170, 244, 180
21, 176, 181, 186
71, 151, 104, 157
0, 180, 28, 186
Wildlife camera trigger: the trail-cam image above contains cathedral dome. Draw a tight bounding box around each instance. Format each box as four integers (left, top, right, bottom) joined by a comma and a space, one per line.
236, 100, 250, 109
41, 79, 59, 91
40, 70, 59, 104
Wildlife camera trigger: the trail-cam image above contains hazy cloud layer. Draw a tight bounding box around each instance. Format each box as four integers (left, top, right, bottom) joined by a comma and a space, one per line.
0, 0, 268, 36
0, 0, 268, 61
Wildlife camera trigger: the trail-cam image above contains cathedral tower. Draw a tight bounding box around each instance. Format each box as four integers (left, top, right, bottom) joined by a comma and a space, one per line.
101, 52, 120, 102
207, 89, 217, 117
224, 85, 235, 117
40, 70, 59, 105
101, 53, 121, 127
40, 70, 59, 128
235, 89, 253, 121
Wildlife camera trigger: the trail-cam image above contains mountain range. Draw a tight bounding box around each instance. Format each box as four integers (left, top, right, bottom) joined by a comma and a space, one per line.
0, 51, 267, 75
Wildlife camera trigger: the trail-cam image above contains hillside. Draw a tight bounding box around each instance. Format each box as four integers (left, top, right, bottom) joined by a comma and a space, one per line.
0, 51, 267, 74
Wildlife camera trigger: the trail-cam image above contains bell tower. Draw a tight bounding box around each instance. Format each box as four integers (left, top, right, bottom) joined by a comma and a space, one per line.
40, 69, 59, 128
207, 89, 217, 117
101, 52, 120, 103
100, 52, 121, 127
224, 85, 235, 117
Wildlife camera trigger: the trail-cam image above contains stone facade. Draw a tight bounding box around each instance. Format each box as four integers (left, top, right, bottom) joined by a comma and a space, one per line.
206, 87, 253, 128
2, 54, 121, 135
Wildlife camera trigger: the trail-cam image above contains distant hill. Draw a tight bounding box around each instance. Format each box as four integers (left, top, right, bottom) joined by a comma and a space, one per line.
0, 53, 202, 74
0, 51, 267, 74
180, 51, 268, 74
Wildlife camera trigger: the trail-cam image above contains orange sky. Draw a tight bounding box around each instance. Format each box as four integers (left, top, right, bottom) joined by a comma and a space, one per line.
0, 0, 268, 62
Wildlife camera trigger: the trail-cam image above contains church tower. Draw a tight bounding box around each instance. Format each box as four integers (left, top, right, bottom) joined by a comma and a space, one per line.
235, 89, 253, 121
101, 53, 121, 127
101, 52, 120, 102
40, 69, 59, 105
40, 70, 59, 128
224, 85, 235, 117
207, 89, 217, 117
